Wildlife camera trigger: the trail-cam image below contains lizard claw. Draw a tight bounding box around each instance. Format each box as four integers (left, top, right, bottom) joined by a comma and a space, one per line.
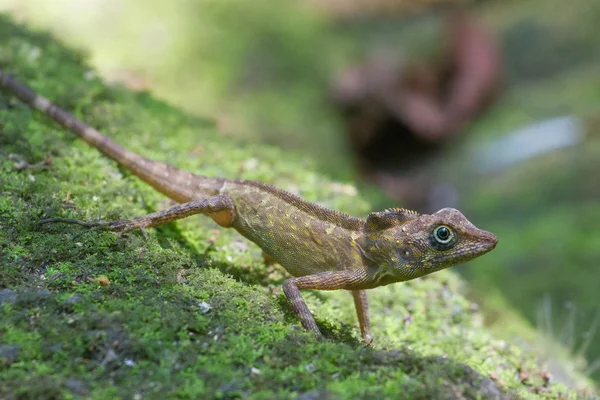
361, 335, 374, 346
116, 224, 135, 238
108, 220, 148, 238
139, 226, 148, 241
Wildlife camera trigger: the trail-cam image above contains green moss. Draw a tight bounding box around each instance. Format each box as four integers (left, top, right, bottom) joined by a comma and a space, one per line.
0, 15, 595, 399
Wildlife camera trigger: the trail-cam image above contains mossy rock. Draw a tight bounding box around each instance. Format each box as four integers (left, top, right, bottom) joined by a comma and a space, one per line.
0, 15, 595, 399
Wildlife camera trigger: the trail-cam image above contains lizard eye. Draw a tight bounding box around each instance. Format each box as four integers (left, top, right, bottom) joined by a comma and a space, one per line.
432, 225, 456, 248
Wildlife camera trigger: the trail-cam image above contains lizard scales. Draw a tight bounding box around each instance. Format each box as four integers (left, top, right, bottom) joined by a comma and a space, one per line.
0, 70, 497, 342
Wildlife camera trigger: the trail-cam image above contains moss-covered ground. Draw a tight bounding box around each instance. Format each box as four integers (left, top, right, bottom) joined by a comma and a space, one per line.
0, 15, 597, 399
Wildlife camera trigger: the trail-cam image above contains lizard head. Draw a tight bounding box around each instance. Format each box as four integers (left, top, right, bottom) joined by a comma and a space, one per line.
364, 207, 497, 283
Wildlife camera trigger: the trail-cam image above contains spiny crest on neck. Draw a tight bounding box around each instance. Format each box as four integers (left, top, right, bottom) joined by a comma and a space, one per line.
384, 208, 420, 216
365, 207, 421, 232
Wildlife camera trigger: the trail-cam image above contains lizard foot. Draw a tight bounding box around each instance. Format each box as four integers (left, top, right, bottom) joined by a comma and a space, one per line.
39, 217, 148, 239
105, 219, 149, 239
361, 334, 374, 346
39, 217, 111, 240
39, 217, 108, 229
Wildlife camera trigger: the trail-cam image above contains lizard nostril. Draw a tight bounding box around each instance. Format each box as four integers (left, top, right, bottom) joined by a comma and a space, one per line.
485, 232, 498, 249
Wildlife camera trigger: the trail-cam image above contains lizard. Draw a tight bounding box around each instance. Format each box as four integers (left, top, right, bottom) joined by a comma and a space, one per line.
0, 70, 498, 343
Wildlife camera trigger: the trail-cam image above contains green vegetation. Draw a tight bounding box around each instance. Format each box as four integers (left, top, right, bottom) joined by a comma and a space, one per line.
0, 0, 355, 172
453, 1, 600, 386
0, 8, 597, 400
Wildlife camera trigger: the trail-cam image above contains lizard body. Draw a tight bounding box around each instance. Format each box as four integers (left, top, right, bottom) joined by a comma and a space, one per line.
0, 71, 497, 342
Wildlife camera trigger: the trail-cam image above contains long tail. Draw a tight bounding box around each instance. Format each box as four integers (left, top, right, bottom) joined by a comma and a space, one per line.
0, 70, 213, 203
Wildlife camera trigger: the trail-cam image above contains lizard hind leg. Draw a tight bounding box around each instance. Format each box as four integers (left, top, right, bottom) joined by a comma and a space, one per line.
41, 194, 236, 235
106, 194, 236, 234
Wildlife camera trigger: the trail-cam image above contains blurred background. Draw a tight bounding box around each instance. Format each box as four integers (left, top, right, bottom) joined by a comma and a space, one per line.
1, 0, 599, 384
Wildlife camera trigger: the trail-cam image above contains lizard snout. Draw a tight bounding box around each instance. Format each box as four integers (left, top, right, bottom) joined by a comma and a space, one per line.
480, 230, 498, 251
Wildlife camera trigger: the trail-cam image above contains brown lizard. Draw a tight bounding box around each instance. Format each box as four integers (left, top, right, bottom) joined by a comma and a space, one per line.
0, 71, 498, 343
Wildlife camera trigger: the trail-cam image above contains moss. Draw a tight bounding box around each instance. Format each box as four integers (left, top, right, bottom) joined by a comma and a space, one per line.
0, 15, 595, 399
450, 1, 600, 383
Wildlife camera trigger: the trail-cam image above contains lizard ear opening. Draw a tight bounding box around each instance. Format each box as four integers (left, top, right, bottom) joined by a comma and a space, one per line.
365, 208, 419, 232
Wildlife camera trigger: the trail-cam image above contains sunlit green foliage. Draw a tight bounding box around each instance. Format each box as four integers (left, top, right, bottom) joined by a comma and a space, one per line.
0, 9, 597, 399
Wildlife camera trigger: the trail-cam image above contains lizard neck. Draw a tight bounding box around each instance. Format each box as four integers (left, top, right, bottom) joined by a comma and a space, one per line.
358, 232, 422, 287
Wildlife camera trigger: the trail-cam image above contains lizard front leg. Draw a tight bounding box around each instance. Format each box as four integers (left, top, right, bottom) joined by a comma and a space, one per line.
352, 290, 372, 344
282, 269, 369, 340
41, 194, 236, 234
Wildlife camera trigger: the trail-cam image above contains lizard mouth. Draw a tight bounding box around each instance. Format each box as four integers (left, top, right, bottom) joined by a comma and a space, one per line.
483, 231, 498, 251
473, 231, 498, 258
456, 230, 498, 263
469, 226, 498, 252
